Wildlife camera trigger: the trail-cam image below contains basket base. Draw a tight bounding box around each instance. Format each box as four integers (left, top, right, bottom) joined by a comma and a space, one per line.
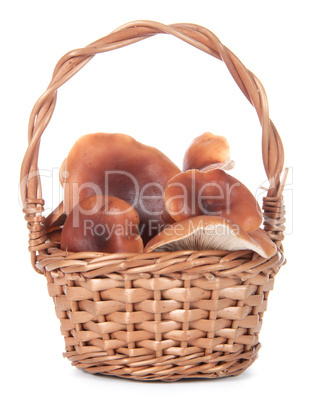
64, 343, 260, 381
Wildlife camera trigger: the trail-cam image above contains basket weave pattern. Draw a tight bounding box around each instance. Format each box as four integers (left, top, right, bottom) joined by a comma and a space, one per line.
43, 248, 283, 380
20, 21, 286, 381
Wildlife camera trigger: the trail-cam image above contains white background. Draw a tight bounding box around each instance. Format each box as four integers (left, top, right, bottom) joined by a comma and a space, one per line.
1, 1, 309, 401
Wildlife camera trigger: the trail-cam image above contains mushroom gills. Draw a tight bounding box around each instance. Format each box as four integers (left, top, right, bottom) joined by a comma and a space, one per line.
145, 216, 277, 259
150, 227, 261, 254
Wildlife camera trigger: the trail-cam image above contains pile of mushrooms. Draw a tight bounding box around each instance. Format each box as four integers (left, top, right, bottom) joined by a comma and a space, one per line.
49, 131, 276, 259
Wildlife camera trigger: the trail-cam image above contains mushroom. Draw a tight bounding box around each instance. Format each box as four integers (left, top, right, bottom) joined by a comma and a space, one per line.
60, 195, 143, 253
45, 201, 66, 244
183, 132, 232, 172
144, 216, 277, 259
164, 169, 262, 233
62, 133, 181, 244
46, 228, 62, 244
45, 201, 66, 229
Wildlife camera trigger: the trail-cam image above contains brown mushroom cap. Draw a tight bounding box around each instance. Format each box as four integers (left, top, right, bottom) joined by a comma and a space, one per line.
61, 195, 143, 253
144, 216, 277, 259
247, 228, 278, 258
45, 201, 66, 245
63, 133, 181, 244
164, 169, 262, 233
183, 132, 231, 171
45, 201, 66, 229
46, 227, 62, 244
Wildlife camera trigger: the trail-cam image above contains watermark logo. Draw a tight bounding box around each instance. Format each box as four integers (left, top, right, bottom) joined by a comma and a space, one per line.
19, 167, 293, 237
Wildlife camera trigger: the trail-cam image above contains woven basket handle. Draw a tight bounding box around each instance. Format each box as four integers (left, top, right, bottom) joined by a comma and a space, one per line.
20, 20, 286, 272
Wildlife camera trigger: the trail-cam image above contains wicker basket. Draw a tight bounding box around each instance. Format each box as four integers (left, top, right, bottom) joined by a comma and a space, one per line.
20, 21, 287, 381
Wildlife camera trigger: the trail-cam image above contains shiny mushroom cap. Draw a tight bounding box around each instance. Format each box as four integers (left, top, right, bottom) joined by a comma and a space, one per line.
164, 169, 262, 233
61, 195, 143, 253
183, 132, 231, 171
145, 216, 277, 259
63, 132, 181, 244
45, 201, 66, 245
